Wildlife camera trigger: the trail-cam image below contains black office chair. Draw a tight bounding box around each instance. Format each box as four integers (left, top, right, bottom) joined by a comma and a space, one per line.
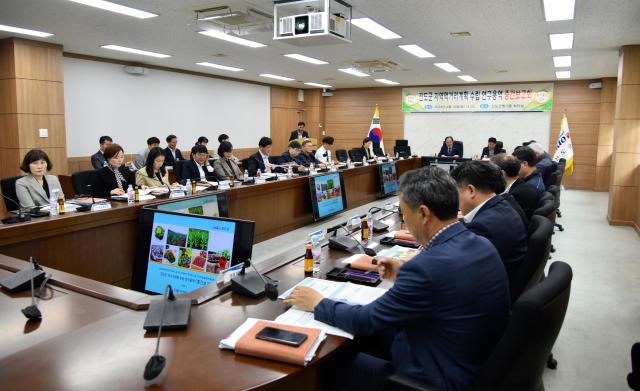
394, 145, 411, 158
385, 261, 573, 391
441, 140, 464, 157
395, 139, 409, 147
335, 149, 348, 163
373, 147, 385, 157
546, 185, 564, 232
1, 175, 24, 211
496, 141, 506, 154
173, 160, 187, 184
509, 216, 554, 305
70, 170, 100, 197
629, 343, 640, 390
349, 148, 364, 162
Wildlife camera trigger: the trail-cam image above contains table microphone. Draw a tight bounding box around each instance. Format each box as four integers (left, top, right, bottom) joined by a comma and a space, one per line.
21, 257, 42, 320
247, 259, 278, 301
143, 284, 171, 387
368, 206, 402, 232
339, 225, 377, 256
1, 193, 31, 224
230, 259, 278, 300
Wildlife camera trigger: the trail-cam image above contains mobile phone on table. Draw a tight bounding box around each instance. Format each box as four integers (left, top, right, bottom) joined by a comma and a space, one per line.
255, 326, 308, 347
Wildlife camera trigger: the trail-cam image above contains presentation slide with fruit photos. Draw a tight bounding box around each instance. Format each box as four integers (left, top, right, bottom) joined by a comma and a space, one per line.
145, 213, 237, 295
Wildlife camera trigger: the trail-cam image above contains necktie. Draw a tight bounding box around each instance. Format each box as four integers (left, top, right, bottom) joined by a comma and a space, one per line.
448, 147, 452, 155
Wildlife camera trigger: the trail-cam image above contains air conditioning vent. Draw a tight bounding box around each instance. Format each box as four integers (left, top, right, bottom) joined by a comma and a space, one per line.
353, 59, 401, 73
309, 12, 324, 32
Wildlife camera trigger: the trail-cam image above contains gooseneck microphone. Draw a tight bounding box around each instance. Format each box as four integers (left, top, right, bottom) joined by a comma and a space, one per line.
143, 285, 171, 386
21, 257, 42, 320
338, 225, 377, 257
0, 193, 31, 224
368, 206, 402, 232
230, 259, 279, 300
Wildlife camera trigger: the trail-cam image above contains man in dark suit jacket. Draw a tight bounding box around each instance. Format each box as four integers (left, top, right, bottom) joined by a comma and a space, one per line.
284, 166, 510, 391
163, 134, 184, 166
513, 146, 546, 195
246, 137, 275, 176
481, 137, 503, 158
91, 135, 112, 169
289, 121, 309, 141
491, 154, 541, 219
438, 136, 462, 157
181, 144, 216, 183
452, 160, 528, 283
276, 141, 304, 173
295, 139, 325, 168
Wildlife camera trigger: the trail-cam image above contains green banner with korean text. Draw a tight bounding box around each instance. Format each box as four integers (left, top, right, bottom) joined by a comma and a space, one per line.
402, 83, 554, 112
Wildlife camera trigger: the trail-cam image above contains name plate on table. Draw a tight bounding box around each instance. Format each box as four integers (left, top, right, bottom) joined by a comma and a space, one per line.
91, 202, 112, 211
350, 215, 361, 229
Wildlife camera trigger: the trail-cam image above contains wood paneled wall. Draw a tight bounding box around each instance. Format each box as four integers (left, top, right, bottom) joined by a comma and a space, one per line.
0, 38, 67, 180
608, 45, 640, 231
595, 78, 617, 191
324, 88, 403, 153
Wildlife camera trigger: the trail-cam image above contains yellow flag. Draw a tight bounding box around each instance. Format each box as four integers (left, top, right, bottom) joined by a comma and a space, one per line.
553, 114, 574, 175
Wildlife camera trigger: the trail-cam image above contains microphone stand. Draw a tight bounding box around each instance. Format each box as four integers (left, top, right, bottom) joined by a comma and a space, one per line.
143, 285, 170, 386
231, 259, 279, 300
337, 225, 377, 257
0, 193, 31, 224
21, 257, 42, 320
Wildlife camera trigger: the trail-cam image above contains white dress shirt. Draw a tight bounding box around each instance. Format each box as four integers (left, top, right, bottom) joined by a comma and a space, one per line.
260, 151, 271, 172
315, 146, 331, 163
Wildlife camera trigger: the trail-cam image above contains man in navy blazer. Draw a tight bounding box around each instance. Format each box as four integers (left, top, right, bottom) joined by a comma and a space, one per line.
452, 160, 528, 283
246, 136, 275, 176
285, 166, 510, 391
438, 136, 463, 157
491, 153, 541, 219
181, 144, 216, 183
513, 146, 546, 195
163, 134, 184, 166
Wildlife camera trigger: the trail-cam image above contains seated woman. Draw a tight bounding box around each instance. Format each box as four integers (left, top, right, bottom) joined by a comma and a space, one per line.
182, 144, 217, 183
15, 149, 63, 209
136, 147, 169, 187
359, 137, 375, 160
213, 141, 243, 180
94, 143, 136, 197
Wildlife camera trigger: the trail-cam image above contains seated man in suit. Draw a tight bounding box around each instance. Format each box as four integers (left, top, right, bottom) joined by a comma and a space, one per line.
296, 139, 325, 168
277, 141, 305, 173
438, 136, 462, 157
284, 166, 510, 391
289, 121, 309, 141
513, 146, 546, 195
246, 137, 275, 176
491, 153, 541, 219
452, 161, 528, 283
528, 142, 555, 187
481, 137, 499, 159
91, 135, 112, 169
315, 136, 334, 164
163, 134, 184, 166
181, 144, 216, 183
134, 136, 160, 169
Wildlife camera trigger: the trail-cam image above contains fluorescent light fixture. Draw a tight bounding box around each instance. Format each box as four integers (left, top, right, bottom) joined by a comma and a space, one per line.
67, 0, 157, 19
0, 24, 53, 38
398, 44, 435, 58
556, 71, 571, 79
100, 45, 171, 58
196, 62, 243, 72
198, 13, 239, 21
553, 55, 572, 67
457, 75, 478, 82
375, 79, 399, 85
337, 68, 370, 77
549, 33, 574, 50
304, 82, 333, 88
259, 73, 294, 81
198, 30, 266, 48
434, 63, 461, 72
543, 0, 575, 21
284, 53, 328, 65
351, 17, 401, 39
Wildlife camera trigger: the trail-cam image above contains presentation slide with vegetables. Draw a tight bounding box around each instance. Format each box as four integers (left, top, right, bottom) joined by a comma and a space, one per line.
156, 197, 220, 217
146, 213, 236, 294
314, 173, 344, 218
381, 163, 398, 194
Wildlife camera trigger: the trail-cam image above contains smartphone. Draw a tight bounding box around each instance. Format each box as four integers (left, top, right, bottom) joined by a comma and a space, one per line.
255, 326, 308, 347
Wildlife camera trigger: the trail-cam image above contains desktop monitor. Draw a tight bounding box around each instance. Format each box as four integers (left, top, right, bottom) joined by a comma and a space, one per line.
132, 209, 255, 295
378, 161, 398, 197
152, 191, 229, 217
309, 171, 347, 221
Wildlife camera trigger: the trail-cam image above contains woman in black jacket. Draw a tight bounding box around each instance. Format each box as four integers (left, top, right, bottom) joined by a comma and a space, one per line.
94, 143, 136, 197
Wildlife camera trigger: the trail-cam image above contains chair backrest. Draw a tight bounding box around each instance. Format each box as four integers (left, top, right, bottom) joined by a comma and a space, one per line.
546, 185, 561, 209
394, 145, 411, 158
509, 216, 554, 305
349, 148, 364, 162
475, 261, 573, 391
335, 149, 348, 162
496, 141, 504, 150
395, 139, 409, 147
533, 195, 556, 222
71, 170, 101, 196
373, 147, 385, 157
1, 175, 24, 211
173, 160, 187, 184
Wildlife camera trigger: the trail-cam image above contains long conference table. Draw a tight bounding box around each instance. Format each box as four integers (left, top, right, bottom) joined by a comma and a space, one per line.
0, 158, 420, 288
0, 160, 416, 391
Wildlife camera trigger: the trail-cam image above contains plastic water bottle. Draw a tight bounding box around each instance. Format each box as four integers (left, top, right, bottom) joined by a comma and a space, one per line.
244, 169, 248, 179
127, 185, 134, 205
49, 190, 59, 216
367, 210, 374, 235
311, 234, 322, 278
363, 156, 368, 166
257, 169, 262, 178
287, 164, 293, 178
347, 157, 352, 168
309, 162, 315, 173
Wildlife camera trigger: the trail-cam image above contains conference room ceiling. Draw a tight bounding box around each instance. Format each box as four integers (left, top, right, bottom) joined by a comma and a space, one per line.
1, 0, 639, 89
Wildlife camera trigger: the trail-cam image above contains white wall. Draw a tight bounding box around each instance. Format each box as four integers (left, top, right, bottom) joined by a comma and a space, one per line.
63, 57, 270, 157
404, 111, 551, 157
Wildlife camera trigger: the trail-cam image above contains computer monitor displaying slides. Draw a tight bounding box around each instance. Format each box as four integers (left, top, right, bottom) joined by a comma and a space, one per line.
378, 161, 398, 197
421, 156, 471, 172
152, 191, 228, 217
132, 209, 255, 295
309, 171, 347, 221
